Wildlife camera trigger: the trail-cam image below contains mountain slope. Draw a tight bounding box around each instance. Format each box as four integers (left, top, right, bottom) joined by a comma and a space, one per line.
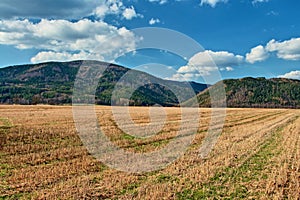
192, 77, 300, 108
0, 60, 207, 106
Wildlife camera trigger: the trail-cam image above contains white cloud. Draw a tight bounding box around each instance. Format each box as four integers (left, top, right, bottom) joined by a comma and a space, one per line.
149, 18, 160, 25
93, 5, 110, 18
278, 71, 300, 80
94, 0, 124, 17
93, 0, 141, 20
168, 72, 202, 82
170, 50, 243, 80
267, 11, 279, 16
186, 50, 244, 69
220, 67, 234, 71
246, 45, 269, 64
200, 0, 228, 8
266, 38, 300, 60
31, 51, 105, 63
244, 37, 300, 63
148, 0, 168, 5
122, 6, 138, 20
0, 19, 138, 63
252, 0, 269, 4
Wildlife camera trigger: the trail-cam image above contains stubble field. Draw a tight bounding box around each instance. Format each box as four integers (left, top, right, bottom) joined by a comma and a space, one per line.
0, 105, 299, 199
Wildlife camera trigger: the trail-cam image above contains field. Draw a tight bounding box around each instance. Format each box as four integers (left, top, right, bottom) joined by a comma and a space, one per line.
0, 105, 299, 199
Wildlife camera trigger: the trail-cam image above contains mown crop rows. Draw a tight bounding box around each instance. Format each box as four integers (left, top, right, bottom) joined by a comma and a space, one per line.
0, 105, 299, 199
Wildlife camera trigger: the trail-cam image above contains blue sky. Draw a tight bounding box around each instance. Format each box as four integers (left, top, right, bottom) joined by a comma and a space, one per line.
0, 0, 300, 83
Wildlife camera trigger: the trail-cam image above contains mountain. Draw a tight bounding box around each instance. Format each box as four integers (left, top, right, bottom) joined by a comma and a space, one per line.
0, 60, 208, 106
188, 77, 300, 108
1, 61, 299, 108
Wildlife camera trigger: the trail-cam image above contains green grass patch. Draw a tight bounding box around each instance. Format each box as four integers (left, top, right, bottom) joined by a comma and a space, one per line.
0, 164, 13, 178
156, 174, 174, 183
0, 192, 32, 200
177, 124, 289, 199
120, 133, 135, 141
0, 118, 12, 129
118, 175, 147, 196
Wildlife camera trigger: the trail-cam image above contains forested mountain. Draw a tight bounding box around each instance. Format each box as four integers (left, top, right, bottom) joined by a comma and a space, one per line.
1, 61, 299, 108
0, 60, 207, 106
192, 77, 300, 108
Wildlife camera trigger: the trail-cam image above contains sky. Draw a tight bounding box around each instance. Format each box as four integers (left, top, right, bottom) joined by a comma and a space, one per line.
0, 0, 300, 83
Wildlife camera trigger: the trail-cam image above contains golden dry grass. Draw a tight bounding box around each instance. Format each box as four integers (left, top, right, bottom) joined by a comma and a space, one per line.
0, 105, 299, 199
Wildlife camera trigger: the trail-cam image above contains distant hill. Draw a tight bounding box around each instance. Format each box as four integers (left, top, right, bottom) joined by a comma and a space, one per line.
0, 60, 207, 106
189, 77, 300, 108
1, 61, 299, 108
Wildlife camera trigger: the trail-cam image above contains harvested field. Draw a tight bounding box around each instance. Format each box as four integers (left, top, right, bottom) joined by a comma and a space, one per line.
0, 105, 299, 199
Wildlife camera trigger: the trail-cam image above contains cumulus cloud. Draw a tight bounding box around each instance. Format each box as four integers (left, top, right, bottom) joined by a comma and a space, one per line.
0, 19, 139, 63
122, 6, 138, 20
169, 50, 243, 81
93, 0, 141, 20
94, 0, 122, 17
200, 0, 228, 8
30, 51, 105, 63
266, 38, 300, 60
149, 18, 160, 25
246, 45, 269, 64
278, 70, 300, 80
184, 50, 244, 69
245, 37, 300, 63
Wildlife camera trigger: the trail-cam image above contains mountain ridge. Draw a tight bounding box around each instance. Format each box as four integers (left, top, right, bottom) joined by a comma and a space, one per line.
188, 77, 300, 108
0, 60, 207, 106
0, 60, 299, 108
